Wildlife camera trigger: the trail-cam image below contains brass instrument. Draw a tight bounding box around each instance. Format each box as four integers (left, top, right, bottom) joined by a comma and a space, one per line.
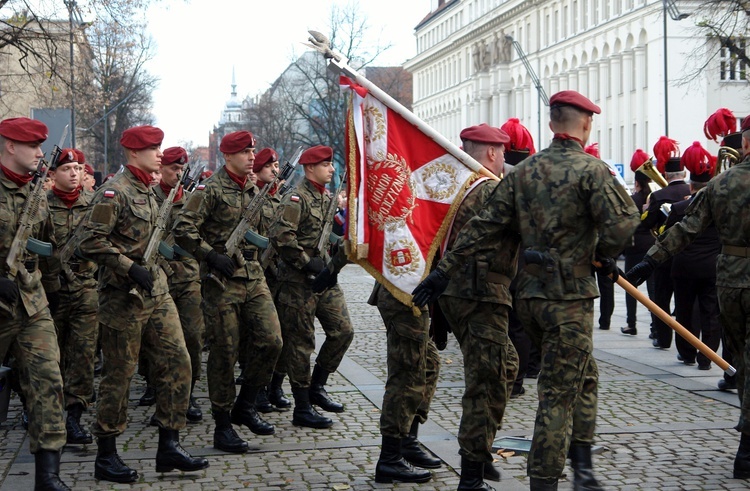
636, 158, 668, 189
716, 145, 740, 176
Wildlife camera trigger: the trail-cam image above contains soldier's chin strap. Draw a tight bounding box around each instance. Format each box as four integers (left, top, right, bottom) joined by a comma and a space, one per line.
594, 260, 736, 376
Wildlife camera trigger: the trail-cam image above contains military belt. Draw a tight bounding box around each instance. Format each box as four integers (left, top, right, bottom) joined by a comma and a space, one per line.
242, 249, 259, 261
525, 263, 591, 278
485, 272, 512, 287
722, 245, 750, 258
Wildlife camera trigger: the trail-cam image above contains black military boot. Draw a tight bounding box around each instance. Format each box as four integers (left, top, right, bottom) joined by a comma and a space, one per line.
94, 436, 138, 483
291, 387, 333, 428
568, 443, 604, 490
457, 457, 494, 490
155, 427, 209, 473
213, 410, 248, 454
268, 371, 291, 409
186, 380, 203, 423
484, 461, 500, 481
401, 418, 441, 468
734, 432, 750, 478
230, 384, 275, 435
309, 364, 344, 413
65, 403, 93, 445
255, 386, 274, 413
375, 436, 431, 483
34, 450, 71, 491
138, 385, 156, 406
530, 477, 559, 490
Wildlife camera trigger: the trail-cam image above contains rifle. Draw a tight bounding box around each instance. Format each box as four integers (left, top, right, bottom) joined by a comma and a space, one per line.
206, 146, 303, 290
159, 161, 205, 260
58, 219, 87, 283
316, 169, 348, 256
0, 126, 67, 315
128, 165, 193, 302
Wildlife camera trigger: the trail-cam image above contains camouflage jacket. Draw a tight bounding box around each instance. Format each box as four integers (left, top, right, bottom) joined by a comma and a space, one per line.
47, 189, 97, 291
172, 166, 265, 281
0, 168, 58, 316
442, 179, 520, 306
78, 168, 169, 295
153, 185, 199, 284
440, 138, 639, 300
649, 155, 750, 288
270, 179, 331, 283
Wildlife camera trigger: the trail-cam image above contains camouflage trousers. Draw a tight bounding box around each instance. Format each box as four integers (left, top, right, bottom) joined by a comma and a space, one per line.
140, 280, 205, 383
93, 287, 191, 437
202, 276, 282, 412
53, 286, 98, 409
275, 281, 354, 388
717, 287, 750, 434
440, 296, 518, 462
374, 284, 440, 438
0, 307, 66, 453
515, 298, 598, 480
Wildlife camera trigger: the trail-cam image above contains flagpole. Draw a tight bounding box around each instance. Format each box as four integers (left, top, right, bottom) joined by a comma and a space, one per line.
307, 31, 500, 182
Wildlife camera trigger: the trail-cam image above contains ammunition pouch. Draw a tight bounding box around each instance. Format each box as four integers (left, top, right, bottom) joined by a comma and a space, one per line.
469, 260, 512, 296
524, 248, 591, 296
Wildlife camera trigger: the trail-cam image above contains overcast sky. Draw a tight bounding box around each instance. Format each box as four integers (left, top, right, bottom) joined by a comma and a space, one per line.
144, 0, 432, 148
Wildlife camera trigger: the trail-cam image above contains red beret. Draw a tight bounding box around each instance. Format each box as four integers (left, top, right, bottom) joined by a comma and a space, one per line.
84, 164, 95, 176
54, 148, 78, 168
120, 125, 164, 150
300, 145, 333, 165
549, 90, 601, 114
741, 116, 750, 134
0, 117, 48, 143
162, 146, 188, 165
219, 131, 256, 154
253, 147, 278, 173
74, 149, 85, 164
459, 124, 510, 145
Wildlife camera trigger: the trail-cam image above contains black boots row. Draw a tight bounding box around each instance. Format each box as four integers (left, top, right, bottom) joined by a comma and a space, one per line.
94, 430, 208, 483
527, 443, 603, 491
735, 432, 750, 479
34, 450, 70, 491
138, 381, 203, 423
65, 403, 92, 445
256, 371, 292, 413
375, 419, 442, 484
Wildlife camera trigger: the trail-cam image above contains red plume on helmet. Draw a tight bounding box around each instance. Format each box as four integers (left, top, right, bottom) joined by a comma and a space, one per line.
584, 143, 600, 158
630, 149, 650, 172
653, 137, 680, 174
681, 141, 715, 177
500, 118, 536, 154
703, 108, 737, 142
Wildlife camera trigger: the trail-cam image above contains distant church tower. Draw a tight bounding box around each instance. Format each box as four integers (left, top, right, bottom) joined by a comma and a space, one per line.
209, 68, 250, 169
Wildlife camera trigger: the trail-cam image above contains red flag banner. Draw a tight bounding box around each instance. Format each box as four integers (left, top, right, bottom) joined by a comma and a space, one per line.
342, 77, 481, 305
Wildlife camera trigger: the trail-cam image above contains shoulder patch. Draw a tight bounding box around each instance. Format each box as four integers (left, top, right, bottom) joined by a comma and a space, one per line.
91, 203, 114, 225
103, 189, 115, 198
196, 184, 206, 191
290, 195, 300, 202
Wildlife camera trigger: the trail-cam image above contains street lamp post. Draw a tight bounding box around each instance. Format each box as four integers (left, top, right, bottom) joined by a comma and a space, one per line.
80, 91, 137, 173
662, 0, 690, 135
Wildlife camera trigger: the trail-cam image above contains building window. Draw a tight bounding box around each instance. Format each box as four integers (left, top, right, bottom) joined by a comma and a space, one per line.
563, 6, 568, 38
583, 0, 589, 28
593, 0, 599, 24
554, 9, 560, 42
573, 0, 579, 33
545, 12, 550, 46
720, 39, 748, 82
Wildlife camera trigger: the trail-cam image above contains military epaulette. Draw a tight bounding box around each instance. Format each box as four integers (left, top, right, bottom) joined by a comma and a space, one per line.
290, 195, 300, 202
103, 189, 116, 199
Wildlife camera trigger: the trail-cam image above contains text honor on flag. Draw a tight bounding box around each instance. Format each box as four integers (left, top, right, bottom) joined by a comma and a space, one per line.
367, 153, 415, 231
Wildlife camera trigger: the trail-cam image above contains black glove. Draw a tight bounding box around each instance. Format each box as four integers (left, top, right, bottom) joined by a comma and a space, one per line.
304, 257, 326, 275
411, 269, 450, 308
595, 255, 619, 282
625, 256, 657, 286
522, 249, 545, 265
312, 267, 337, 293
127, 263, 153, 293
206, 250, 236, 279
46, 291, 61, 316
0, 277, 19, 306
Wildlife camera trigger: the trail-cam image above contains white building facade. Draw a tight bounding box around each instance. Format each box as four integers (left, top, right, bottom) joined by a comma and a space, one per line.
405, 0, 750, 182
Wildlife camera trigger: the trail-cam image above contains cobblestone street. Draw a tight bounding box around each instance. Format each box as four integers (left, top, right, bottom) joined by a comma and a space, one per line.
0, 263, 745, 490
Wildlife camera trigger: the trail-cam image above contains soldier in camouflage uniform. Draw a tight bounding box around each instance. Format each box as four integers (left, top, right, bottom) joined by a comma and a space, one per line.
270, 145, 354, 429
415, 92, 639, 491
172, 131, 283, 454
140, 146, 204, 423
251, 147, 292, 412
79, 126, 208, 483
0, 117, 69, 490
626, 115, 750, 480
46, 148, 98, 446
370, 282, 441, 484
434, 124, 520, 490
